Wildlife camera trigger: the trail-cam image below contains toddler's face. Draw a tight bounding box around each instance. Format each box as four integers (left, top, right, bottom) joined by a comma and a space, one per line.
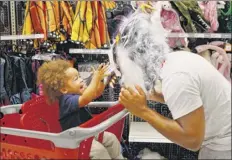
62, 67, 86, 95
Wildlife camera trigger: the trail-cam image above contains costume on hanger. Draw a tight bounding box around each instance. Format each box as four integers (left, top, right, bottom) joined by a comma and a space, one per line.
170, 0, 211, 49
0, 58, 7, 100
0, 53, 13, 98
71, 1, 110, 49
195, 44, 231, 82
198, 1, 219, 32
102, 1, 116, 10
22, 1, 74, 51
155, 1, 187, 48
171, 0, 210, 33
218, 1, 232, 33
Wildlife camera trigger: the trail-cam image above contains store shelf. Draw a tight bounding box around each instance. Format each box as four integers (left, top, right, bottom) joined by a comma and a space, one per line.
1, 33, 230, 42
69, 49, 111, 54
129, 122, 173, 143
166, 33, 231, 39
0, 34, 44, 41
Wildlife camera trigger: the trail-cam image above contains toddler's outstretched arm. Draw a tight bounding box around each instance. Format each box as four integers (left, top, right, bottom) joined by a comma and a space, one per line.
79, 63, 108, 107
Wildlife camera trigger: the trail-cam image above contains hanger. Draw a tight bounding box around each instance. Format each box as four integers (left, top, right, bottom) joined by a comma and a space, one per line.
130, 1, 137, 11
32, 49, 59, 61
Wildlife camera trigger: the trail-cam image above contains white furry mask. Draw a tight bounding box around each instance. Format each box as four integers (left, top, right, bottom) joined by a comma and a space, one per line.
114, 10, 171, 95
116, 45, 147, 94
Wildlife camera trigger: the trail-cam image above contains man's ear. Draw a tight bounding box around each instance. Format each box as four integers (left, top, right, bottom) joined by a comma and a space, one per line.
60, 87, 68, 94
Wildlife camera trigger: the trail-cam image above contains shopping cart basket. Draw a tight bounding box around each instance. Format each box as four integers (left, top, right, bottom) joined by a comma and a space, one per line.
0, 96, 128, 159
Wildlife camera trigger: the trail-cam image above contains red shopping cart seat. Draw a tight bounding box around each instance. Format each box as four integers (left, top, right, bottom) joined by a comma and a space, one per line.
20, 96, 61, 150
20, 97, 61, 133
20, 96, 51, 113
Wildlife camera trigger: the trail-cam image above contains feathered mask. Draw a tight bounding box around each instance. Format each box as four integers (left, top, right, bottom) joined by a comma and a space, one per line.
112, 9, 170, 94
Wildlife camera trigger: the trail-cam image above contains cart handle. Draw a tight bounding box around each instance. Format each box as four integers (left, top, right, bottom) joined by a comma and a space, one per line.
0, 105, 128, 149
0, 101, 118, 115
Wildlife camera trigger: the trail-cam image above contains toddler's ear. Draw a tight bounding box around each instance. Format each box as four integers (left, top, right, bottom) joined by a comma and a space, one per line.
60, 87, 68, 94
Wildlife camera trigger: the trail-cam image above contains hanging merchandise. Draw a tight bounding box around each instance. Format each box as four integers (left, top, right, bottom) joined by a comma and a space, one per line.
198, 1, 219, 32
102, 1, 117, 11
1, 1, 232, 160
195, 44, 231, 82
0, 58, 7, 102
169, 0, 213, 50
170, 0, 210, 33
107, 2, 134, 42
0, 51, 33, 105
71, 1, 110, 49
0, 48, 70, 106
153, 1, 187, 49
22, 1, 74, 52
130, 1, 187, 49
218, 1, 232, 33
130, 1, 154, 12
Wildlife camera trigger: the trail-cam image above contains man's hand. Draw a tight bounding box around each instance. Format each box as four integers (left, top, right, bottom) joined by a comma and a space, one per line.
119, 85, 150, 118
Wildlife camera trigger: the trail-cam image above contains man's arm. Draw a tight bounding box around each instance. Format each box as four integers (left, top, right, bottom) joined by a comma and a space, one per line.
119, 71, 205, 151
145, 72, 205, 150
141, 106, 205, 151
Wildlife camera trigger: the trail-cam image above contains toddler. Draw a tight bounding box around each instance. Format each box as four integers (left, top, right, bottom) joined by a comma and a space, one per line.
37, 60, 124, 159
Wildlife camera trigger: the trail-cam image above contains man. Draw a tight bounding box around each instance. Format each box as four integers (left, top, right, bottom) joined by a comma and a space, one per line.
114, 10, 231, 159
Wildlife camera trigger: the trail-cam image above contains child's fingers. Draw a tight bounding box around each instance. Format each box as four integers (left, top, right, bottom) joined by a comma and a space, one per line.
98, 63, 104, 70
108, 75, 117, 83
99, 64, 110, 75
110, 79, 116, 84
102, 63, 110, 71
112, 75, 117, 80
105, 62, 110, 67
109, 82, 114, 88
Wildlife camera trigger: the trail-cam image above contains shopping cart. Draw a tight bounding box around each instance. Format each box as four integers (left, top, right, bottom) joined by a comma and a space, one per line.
0, 96, 128, 159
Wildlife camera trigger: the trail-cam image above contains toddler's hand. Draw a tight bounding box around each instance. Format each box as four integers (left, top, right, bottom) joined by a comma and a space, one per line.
92, 63, 110, 82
